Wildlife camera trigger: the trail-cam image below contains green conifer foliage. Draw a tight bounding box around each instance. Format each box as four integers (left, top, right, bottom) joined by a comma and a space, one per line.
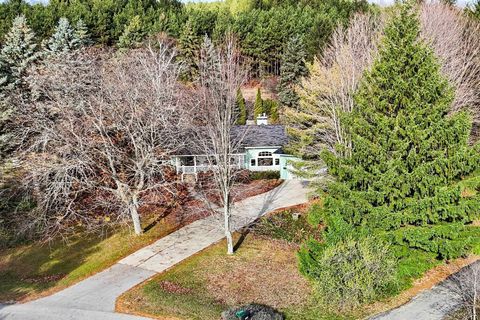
236, 89, 247, 125
74, 19, 91, 47
300, 1, 480, 282
263, 99, 279, 122
118, 15, 145, 49
178, 19, 200, 81
253, 88, 263, 120
0, 15, 37, 89
45, 17, 79, 55
277, 35, 308, 109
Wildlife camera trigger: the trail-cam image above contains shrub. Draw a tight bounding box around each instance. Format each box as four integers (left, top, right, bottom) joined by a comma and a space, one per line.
254, 210, 321, 244
222, 304, 284, 320
299, 236, 397, 310
250, 171, 280, 180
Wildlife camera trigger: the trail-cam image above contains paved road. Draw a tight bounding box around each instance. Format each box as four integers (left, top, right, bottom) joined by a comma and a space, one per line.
0, 180, 311, 320
371, 261, 480, 320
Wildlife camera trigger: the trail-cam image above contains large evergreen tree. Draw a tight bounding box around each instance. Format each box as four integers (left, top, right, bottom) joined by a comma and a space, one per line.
0, 15, 37, 90
277, 35, 308, 109
300, 1, 480, 283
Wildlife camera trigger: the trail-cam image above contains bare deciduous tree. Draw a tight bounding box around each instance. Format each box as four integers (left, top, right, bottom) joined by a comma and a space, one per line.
194, 36, 246, 254
17, 44, 188, 239
285, 13, 384, 158
420, 2, 480, 127
443, 262, 480, 320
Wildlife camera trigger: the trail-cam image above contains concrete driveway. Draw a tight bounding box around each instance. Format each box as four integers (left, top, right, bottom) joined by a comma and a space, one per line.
0, 180, 311, 320
371, 261, 480, 320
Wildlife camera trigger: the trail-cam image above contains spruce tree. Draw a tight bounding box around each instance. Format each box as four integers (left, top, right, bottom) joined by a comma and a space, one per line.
236, 89, 247, 125
277, 35, 308, 109
178, 19, 200, 81
118, 15, 145, 49
45, 18, 79, 55
300, 1, 480, 281
0, 15, 37, 90
253, 88, 263, 120
74, 19, 91, 47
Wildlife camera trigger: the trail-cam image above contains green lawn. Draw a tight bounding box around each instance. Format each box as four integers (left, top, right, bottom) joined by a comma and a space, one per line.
117, 208, 356, 320
118, 233, 336, 320
116, 231, 440, 320
0, 218, 179, 302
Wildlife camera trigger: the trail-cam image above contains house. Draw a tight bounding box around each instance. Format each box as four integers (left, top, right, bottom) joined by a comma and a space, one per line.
172, 114, 300, 180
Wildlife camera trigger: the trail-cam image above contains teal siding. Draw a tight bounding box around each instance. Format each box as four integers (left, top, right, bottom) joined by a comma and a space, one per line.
280, 155, 301, 180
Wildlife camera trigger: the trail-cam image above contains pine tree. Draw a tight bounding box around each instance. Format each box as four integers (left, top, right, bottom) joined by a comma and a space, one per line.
118, 15, 145, 49
74, 19, 91, 47
45, 17, 79, 55
253, 88, 263, 120
178, 19, 200, 81
300, 1, 480, 281
236, 89, 247, 125
277, 35, 308, 109
0, 15, 37, 90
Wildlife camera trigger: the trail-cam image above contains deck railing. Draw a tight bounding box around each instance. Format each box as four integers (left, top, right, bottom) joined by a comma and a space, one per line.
178, 163, 245, 175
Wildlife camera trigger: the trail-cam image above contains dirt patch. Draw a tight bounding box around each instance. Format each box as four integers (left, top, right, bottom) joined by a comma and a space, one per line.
158, 280, 192, 295
21, 274, 66, 284
202, 239, 310, 309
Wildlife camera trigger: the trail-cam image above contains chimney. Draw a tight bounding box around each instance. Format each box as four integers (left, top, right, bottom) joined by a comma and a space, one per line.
256, 113, 268, 125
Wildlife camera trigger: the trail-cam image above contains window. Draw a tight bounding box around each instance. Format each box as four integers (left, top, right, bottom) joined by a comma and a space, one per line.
251, 159, 256, 166
259, 151, 273, 157
275, 159, 280, 165
257, 151, 274, 167
258, 158, 273, 166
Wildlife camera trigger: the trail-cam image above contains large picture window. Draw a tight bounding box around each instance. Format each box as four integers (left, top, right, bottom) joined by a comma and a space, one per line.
258, 151, 274, 166
258, 158, 273, 166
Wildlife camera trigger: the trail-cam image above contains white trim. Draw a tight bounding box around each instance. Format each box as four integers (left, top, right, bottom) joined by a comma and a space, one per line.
244, 146, 282, 150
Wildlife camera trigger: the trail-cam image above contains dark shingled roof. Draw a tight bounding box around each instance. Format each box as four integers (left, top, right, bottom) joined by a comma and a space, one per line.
176, 125, 288, 155
232, 125, 288, 151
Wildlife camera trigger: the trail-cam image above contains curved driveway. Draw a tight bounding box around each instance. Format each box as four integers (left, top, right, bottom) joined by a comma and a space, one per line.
0, 180, 311, 320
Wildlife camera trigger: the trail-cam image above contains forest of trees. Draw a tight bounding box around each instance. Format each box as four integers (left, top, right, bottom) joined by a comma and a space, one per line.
0, 0, 370, 77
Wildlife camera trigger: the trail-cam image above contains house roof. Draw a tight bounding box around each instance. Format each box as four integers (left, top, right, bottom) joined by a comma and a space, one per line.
232, 125, 289, 151
175, 125, 289, 155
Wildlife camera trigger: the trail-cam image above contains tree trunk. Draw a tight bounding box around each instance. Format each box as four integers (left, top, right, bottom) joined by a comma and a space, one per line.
224, 192, 234, 255
129, 203, 143, 235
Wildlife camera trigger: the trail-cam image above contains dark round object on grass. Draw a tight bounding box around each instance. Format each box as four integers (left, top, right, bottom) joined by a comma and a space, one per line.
221, 304, 284, 320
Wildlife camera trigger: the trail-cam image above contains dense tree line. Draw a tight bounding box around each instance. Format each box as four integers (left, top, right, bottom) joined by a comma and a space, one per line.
0, 0, 370, 77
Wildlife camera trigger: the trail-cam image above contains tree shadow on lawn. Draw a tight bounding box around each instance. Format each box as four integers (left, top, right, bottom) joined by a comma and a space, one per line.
0, 230, 115, 303
0, 207, 192, 304
233, 228, 251, 252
